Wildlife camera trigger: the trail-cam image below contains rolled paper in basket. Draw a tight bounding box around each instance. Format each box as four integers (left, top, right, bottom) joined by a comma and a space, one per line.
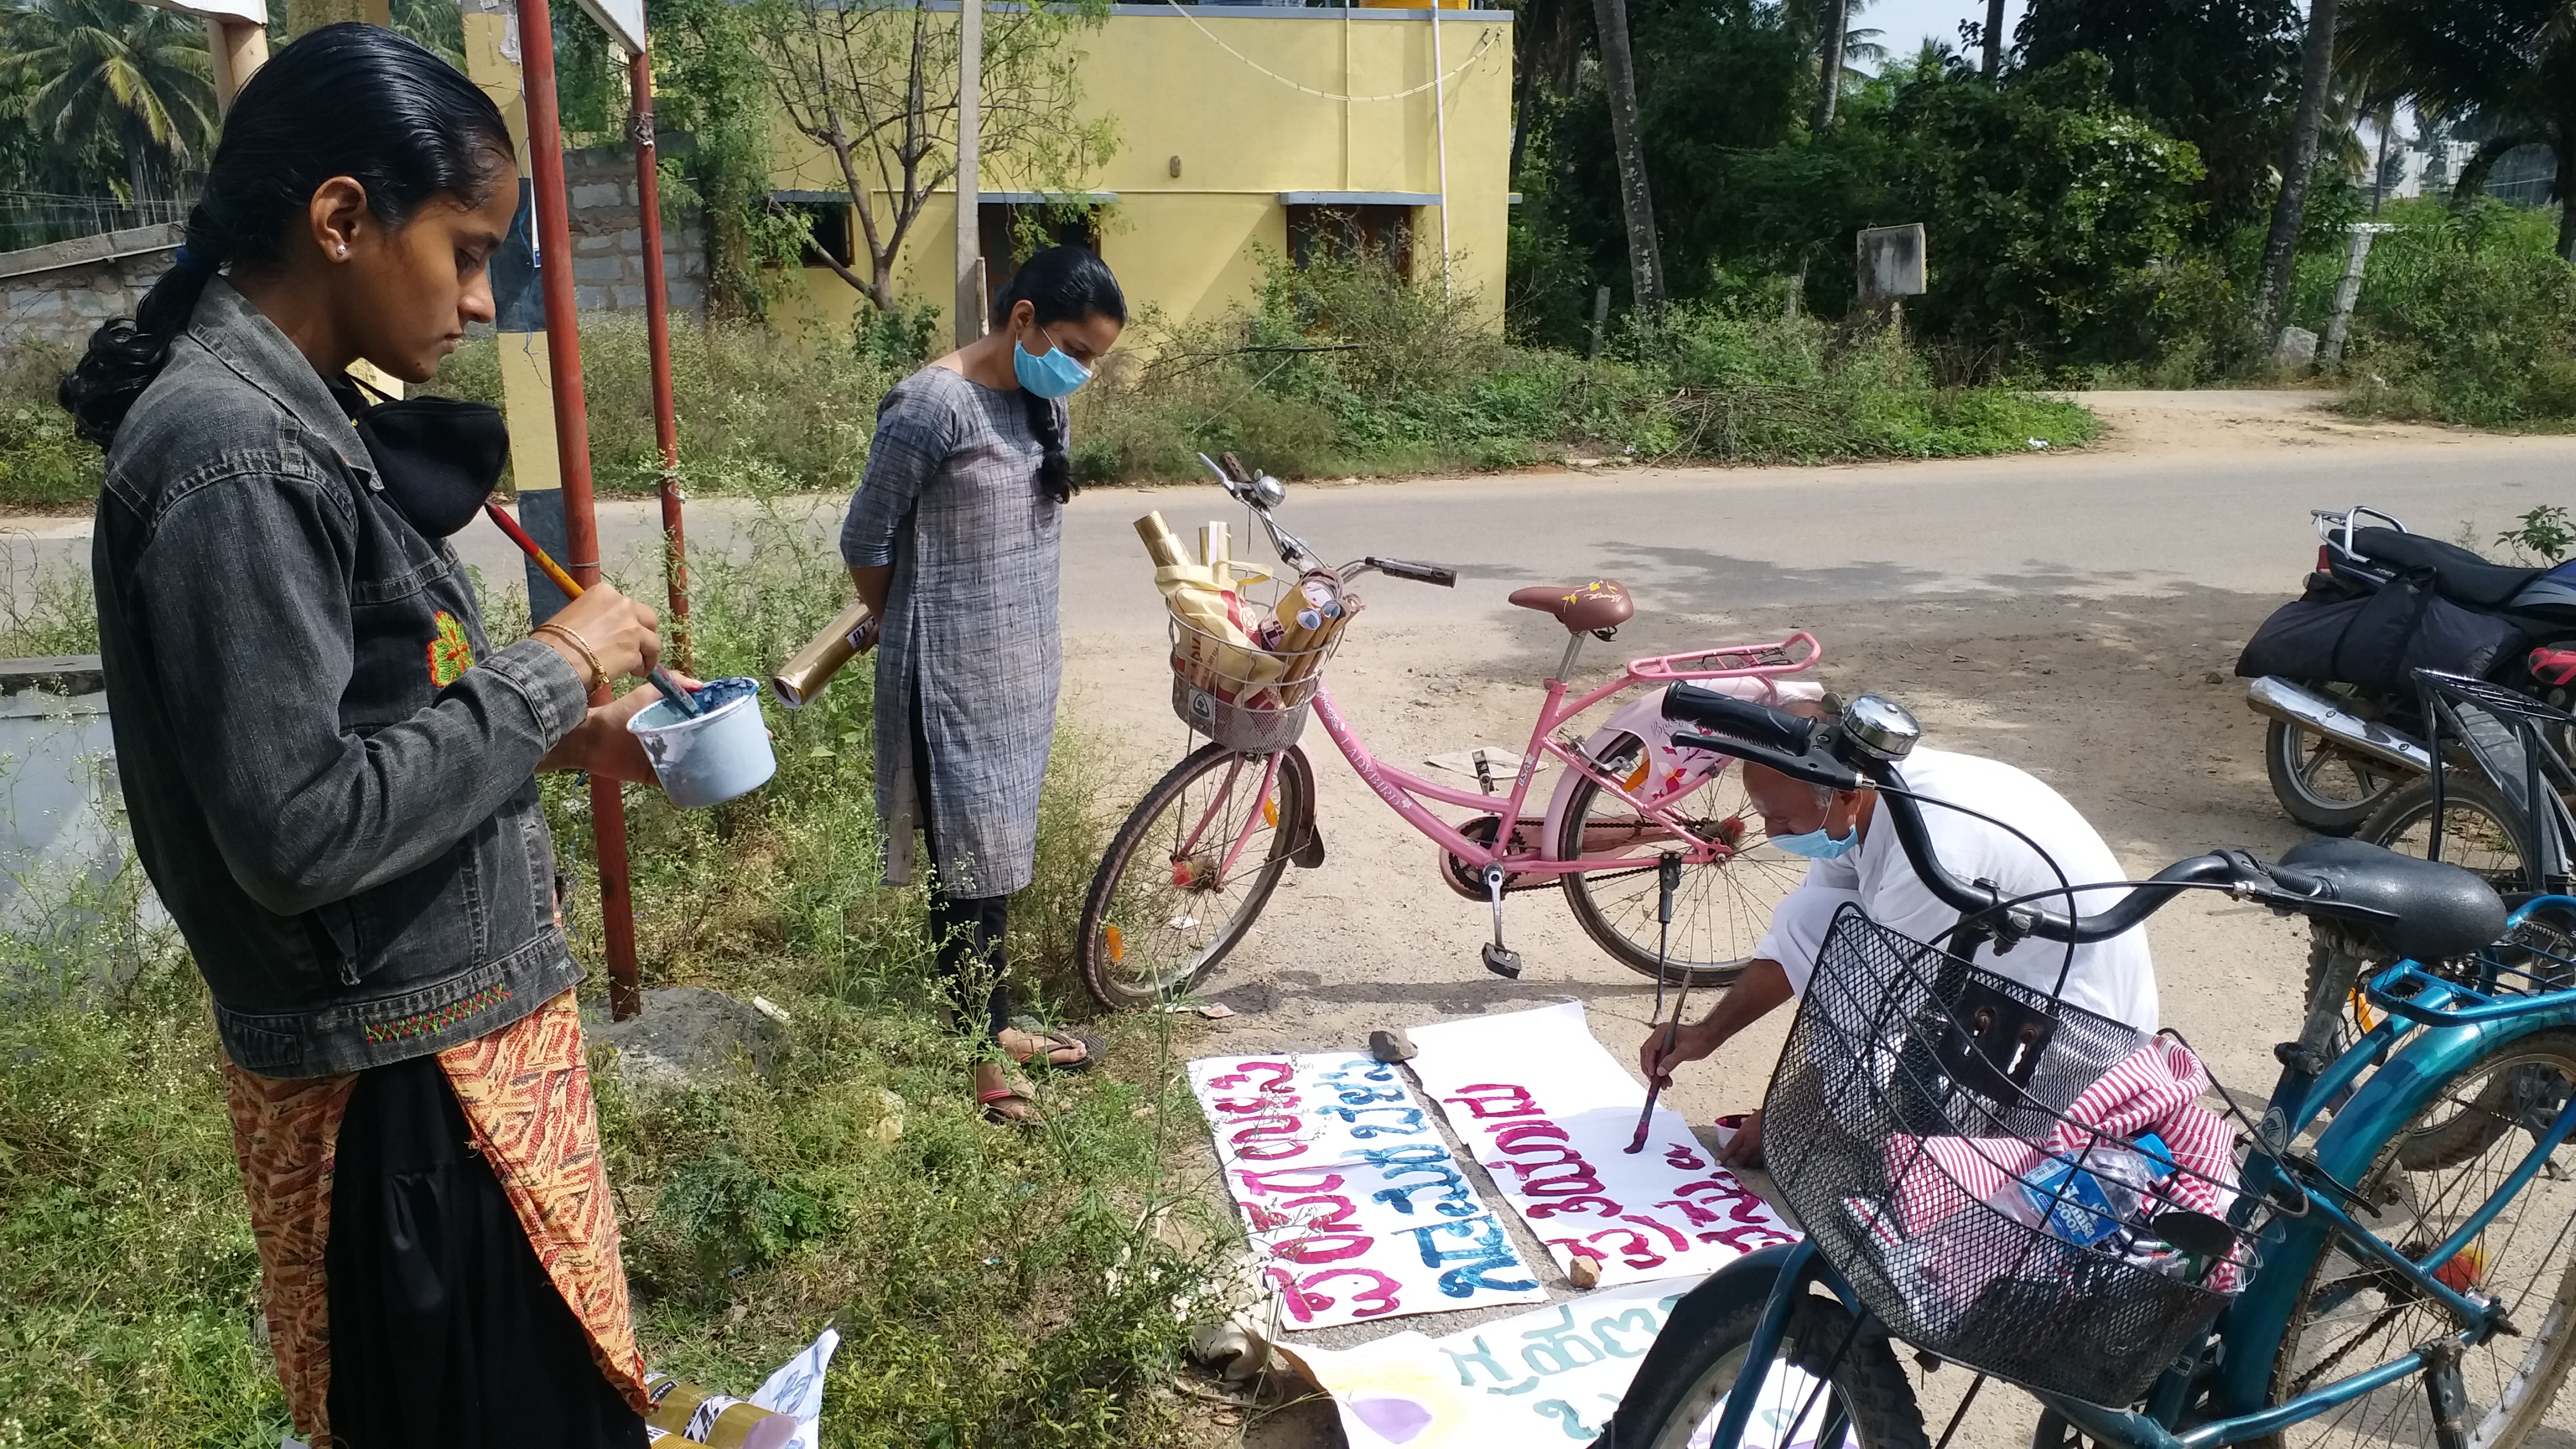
1134, 512, 1188, 569
1200, 520, 1231, 589
643, 1374, 797, 1449
1158, 564, 1285, 694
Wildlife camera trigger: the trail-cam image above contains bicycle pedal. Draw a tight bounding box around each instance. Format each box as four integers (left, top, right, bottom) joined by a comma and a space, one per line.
1482, 943, 1523, 979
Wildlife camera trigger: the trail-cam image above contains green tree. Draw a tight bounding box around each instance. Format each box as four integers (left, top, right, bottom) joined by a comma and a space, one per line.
2339, 0, 2576, 261
0, 0, 215, 206
2016, 0, 2299, 231
742, 0, 1112, 312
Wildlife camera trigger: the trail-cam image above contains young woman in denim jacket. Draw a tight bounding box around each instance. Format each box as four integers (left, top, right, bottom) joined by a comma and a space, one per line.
63, 26, 678, 1447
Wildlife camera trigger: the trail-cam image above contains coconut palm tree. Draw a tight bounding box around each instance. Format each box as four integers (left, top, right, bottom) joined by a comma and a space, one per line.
2339, 0, 2575, 260
0, 0, 216, 207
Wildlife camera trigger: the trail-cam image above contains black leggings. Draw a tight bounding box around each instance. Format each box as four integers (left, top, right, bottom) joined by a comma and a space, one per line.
912, 675, 1012, 1040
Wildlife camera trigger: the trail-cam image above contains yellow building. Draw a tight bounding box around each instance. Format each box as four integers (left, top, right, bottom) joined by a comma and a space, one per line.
766, 2, 1516, 338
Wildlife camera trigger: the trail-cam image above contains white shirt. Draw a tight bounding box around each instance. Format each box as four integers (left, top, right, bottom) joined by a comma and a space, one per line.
1752, 747, 2159, 1031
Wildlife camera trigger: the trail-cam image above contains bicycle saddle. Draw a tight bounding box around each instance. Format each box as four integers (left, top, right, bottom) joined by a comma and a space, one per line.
1508, 580, 1635, 634
2276, 835, 2507, 964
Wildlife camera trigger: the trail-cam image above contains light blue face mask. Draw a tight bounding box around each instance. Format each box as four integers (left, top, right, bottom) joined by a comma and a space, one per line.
1013, 326, 1093, 399
1769, 825, 1859, 859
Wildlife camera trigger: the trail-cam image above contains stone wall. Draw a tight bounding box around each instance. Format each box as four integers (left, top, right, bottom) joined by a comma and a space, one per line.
0, 226, 183, 355
0, 138, 705, 360
562, 139, 708, 316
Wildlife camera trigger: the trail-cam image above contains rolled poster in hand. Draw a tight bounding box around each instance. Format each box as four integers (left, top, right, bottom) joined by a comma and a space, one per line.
771, 597, 878, 709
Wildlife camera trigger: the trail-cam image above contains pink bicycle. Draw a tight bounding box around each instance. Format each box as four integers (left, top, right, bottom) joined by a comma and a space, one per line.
1075, 462, 1826, 1010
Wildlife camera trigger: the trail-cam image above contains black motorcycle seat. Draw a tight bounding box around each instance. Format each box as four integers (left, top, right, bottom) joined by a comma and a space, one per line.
2279, 835, 2506, 964
2353, 527, 2541, 609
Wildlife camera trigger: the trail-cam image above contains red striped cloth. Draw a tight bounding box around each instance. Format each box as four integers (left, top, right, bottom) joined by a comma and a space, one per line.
1881, 1035, 2243, 1290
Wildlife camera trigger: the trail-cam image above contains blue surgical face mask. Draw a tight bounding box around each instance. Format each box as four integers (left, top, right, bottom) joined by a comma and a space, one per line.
1769, 825, 1859, 859
1013, 326, 1093, 399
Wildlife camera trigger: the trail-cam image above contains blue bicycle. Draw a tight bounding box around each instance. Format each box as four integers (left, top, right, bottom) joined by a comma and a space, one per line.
1597, 692, 2576, 1449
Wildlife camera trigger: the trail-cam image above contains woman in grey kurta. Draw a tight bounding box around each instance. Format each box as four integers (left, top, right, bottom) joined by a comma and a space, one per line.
841, 246, 1127, 1120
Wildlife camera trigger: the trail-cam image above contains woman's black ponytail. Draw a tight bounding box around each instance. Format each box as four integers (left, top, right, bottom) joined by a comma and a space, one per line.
59, 23, 512, 447
989, 244, 1125, 504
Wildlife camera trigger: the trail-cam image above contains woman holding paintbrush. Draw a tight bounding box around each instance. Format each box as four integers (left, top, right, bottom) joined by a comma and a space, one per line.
842, 245, 1125, 1122
63, 27, 673, 1448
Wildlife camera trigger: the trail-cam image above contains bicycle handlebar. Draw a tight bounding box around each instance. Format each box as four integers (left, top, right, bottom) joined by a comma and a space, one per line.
1667, 691, 2376, 949
1363, 556, 1459, 588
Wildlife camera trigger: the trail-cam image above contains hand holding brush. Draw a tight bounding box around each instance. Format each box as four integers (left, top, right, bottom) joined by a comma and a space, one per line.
484, 503, 700, 716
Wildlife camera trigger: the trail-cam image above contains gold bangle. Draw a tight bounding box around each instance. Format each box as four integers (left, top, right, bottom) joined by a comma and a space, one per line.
533, 622, 604, 693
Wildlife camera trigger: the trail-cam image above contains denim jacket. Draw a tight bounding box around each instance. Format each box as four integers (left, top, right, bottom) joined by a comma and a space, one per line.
94, 279, 593, 1078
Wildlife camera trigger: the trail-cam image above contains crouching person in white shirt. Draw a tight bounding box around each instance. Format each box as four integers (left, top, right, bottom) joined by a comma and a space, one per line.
1640, 714, 2159, 1168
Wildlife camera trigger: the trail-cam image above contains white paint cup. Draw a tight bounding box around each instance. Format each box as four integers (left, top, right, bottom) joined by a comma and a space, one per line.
626, 676, 776, 808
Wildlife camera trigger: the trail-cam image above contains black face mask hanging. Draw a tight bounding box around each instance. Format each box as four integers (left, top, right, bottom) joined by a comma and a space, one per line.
334, 375, 511, 538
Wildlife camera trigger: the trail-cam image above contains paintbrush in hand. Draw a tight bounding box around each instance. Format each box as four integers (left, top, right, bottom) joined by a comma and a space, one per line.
482, 502, 700, 717
1626, 854, 1688, 1154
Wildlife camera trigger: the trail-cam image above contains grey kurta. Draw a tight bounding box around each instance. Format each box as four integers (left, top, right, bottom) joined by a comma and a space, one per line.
840, 366, 1065, 897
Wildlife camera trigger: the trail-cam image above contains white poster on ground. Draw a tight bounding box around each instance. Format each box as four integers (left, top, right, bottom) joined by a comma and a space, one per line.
1190, 1052, 1547, 1330
1405, 1001, 1798, 1287
1287, 1276, 1854, 1448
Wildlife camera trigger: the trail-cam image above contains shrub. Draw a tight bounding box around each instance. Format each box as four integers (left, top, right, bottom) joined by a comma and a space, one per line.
0, 344, 94, 512
2329, 200, 2576, 428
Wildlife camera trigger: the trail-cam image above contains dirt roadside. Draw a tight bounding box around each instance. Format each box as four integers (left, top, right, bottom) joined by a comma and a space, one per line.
1098, 395, 2525, 1447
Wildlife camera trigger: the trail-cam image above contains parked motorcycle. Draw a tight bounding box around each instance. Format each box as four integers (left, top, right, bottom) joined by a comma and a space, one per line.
2239, 506, 2576, 834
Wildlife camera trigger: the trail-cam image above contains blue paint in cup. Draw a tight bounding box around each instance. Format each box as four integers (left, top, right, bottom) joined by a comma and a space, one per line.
626, 676, 775, 808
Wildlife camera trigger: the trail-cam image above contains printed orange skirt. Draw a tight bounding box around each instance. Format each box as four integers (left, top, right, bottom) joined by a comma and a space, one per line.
222, 990, 650, 1446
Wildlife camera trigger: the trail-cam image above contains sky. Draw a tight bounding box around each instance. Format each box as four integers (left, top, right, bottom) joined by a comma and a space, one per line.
1852, 0, 2026, 69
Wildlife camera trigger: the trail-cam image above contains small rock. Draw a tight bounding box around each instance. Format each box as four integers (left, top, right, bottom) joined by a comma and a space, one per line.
751, 995, 793, 1025
873, 1088, 906, 1143
1199, 1002, 1235, 1020
2204, 671, 2225, 685
1568, 1252, 1603, 1289
583, 987, 785, 1090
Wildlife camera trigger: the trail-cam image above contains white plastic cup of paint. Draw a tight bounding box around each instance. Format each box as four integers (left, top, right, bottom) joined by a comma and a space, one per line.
626, 676, 776, 808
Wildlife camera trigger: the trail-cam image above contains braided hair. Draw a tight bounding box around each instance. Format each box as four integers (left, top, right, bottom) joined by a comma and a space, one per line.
59, 23, 513, 447
988, 245, 1125, 504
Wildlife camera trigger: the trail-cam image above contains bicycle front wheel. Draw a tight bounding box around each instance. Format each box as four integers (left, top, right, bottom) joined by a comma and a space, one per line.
1606, 1282, 1927, 1449
1076, 743, 1315, 1010
2261, 1029, 2576, 1449
1559, 733, 1811, 988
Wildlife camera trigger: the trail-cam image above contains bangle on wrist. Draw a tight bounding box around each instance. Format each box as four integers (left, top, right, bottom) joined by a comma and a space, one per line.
533, 622, 604, 693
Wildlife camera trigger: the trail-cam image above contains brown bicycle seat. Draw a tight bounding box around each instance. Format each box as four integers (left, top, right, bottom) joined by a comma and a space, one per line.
1508, 580, 1635, 634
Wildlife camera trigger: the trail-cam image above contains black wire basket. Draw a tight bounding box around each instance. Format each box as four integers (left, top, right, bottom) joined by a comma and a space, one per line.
1762, 906, 2251, 1408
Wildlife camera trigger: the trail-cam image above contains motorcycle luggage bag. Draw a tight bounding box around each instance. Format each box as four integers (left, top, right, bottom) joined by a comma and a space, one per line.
2236, 570, 2526, 692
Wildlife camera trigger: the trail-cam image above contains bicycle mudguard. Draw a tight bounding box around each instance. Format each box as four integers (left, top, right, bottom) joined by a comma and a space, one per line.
1540, 679, 1821, 859
2213, 1001, 2576, 1417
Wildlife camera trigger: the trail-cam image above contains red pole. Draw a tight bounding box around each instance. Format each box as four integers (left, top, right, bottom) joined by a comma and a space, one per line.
628, 48, 691, 673
519, 0, 645, 1021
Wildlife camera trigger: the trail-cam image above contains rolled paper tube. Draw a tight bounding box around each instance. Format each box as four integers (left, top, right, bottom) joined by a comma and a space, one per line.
1134, 512, 1187, 569
1200, 520, 1231, 589
771, 596, 877, 709
1297, 609, 1323, 631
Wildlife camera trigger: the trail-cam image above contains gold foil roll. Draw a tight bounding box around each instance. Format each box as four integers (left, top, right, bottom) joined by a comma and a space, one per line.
1134, 512, 1187, 568
771, 596, 878, 709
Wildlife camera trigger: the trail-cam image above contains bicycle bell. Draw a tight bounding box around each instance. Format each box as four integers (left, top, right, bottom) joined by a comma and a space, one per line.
1838, 694, 1920, 763
1246, 472, 1287, 512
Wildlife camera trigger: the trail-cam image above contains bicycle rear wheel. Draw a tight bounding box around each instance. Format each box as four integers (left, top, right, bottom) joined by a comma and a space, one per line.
1559, 733, 1810, 988
1076, 743, 1315, 1010
2260, 1030, 2576, 1449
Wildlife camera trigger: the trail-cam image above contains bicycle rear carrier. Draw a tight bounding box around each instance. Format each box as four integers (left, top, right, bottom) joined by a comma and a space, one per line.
1764, 907, 2253, 1407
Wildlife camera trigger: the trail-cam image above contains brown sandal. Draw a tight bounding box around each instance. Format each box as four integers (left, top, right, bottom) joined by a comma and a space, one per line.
978, 1085, 1036, 1124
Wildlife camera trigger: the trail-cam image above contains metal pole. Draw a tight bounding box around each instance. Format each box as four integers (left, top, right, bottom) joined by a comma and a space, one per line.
954, 0, 984, 349
629, 46, 690, 673
1429, 1, 1450, 297
519, 0, 645, 1020
2319, 225, 2379, 367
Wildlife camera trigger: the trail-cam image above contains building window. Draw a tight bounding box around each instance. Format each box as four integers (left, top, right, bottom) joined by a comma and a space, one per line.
781, 198, 853, 269
1286, 203, 1413, 276
979, 202, 1100, 302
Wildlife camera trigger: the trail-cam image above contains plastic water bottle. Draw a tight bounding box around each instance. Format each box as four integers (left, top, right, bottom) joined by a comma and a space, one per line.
1988, 1139, 2162, 1247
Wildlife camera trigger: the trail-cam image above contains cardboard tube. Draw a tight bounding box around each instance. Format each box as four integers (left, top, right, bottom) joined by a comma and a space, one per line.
771, 596, 878, 709
1200, 519, 1230, 590
1135, 512, 1187, 569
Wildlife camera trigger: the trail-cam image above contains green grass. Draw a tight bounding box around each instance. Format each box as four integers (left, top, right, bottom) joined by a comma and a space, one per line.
0, 496, 1225, 1446
2314, 200, 2576, 430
